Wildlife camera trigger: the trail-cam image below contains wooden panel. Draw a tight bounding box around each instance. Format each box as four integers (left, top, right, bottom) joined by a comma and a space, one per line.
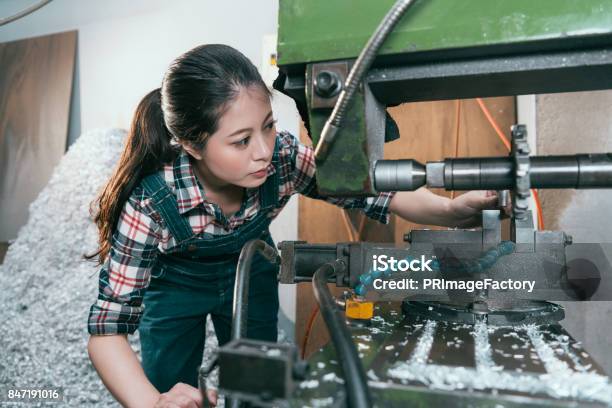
0, 31, 77, 241
296, 97, 516, 357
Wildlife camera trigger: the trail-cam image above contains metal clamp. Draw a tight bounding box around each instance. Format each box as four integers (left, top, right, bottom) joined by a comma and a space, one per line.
511, 125, 531, 219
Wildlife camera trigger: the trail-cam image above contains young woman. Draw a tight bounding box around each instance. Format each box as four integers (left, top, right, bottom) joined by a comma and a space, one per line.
86, 44, 499, 408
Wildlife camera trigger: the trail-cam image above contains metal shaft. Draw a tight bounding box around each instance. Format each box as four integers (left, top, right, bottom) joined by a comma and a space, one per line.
374, 153, 612, 191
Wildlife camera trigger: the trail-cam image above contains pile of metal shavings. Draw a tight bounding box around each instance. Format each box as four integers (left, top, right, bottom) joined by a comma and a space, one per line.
0, 128, 291, 407
0, 129, 137, 407
387, 321, 612, 405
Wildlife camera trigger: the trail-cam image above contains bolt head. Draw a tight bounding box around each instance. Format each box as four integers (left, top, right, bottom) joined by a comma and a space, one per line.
315, 71, 341, 97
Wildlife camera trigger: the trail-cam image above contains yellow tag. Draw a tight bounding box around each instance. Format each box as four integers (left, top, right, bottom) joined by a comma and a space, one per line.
345, 298, 374, 320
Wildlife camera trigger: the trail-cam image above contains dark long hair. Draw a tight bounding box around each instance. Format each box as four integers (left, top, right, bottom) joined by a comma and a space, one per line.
87, 44, 270, 264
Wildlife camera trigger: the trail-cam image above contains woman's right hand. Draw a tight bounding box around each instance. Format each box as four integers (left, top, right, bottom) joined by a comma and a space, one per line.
153, 383, 203, 408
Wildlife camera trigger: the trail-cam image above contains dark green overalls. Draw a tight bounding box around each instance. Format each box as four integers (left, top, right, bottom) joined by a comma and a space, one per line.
138, 147, 281, 393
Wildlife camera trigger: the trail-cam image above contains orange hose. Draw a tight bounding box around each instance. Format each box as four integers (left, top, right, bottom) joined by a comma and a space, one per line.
533, 188, 545, 230
476, 98, 511, 151
476, 98, 545, 229
301, 305, 319, 359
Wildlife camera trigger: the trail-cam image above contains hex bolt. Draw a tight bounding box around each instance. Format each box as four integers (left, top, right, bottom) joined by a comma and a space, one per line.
314, 71, 342, 98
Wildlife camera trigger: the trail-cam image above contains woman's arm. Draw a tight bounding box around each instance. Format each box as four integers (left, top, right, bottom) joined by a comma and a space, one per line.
88, 335, 206, 408
389, 188, 499, 228
88, 335, 159, 408
87, 191, 210, 407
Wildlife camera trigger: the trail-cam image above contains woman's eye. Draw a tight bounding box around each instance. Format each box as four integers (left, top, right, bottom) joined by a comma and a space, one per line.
234, 136, 250, 146
265, 120, 277, 130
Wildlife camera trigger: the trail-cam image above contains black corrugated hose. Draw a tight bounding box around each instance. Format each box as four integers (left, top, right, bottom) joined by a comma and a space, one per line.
312, 260, 372, 408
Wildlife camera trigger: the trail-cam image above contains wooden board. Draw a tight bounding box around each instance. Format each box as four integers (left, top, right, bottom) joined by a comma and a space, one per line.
0, 31, 77, 241
297, 97, 516, 357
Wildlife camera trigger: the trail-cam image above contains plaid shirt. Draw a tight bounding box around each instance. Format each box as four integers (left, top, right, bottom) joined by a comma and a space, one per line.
88, 131, 395, 335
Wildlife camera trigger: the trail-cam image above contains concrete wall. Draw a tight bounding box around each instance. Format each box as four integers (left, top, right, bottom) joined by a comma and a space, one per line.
536, 90, 612, 374
0, 0, 299, 330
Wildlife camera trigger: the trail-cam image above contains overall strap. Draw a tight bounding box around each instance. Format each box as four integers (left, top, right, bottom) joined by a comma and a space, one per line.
140, 173, 195, 244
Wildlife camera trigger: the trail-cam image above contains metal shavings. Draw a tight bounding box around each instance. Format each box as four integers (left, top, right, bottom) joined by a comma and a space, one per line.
310, 396, 334, 407
322, 372, 343, 383
473, 320, 501, 371
387, 322, 612, 405
300, 380, 319, 389
0, 129, 129, 407
409, 320, 437, 365
357, 343, 370, 351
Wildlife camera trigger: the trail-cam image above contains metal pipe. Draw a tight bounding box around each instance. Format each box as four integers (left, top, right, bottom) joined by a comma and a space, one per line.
374, 159, 426, 191
232, 239, 278, 341
374, 153, 612, 191
440, 157, 513, 190
314, 0, 419, 160
312, 260, 372, 408
530, 154, 612, 188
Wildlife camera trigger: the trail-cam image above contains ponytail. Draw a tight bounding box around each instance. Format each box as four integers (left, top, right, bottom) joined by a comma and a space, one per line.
86, 88, 178, 264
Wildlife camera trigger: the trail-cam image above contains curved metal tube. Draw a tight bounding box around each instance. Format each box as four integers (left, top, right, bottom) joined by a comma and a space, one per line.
314, 0, 419, 160
312, 260, 372, 408
232, 239, 278, 341
0, 0, 53, 27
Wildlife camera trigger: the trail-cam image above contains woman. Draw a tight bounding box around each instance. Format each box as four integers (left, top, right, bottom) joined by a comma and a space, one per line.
86, 44, 498, 408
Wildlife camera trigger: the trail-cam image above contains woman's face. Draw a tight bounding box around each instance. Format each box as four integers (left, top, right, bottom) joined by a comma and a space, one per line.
185, 86, 277, 190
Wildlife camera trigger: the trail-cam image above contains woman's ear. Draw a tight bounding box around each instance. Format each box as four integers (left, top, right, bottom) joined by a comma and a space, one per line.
180, 142, 204, 161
